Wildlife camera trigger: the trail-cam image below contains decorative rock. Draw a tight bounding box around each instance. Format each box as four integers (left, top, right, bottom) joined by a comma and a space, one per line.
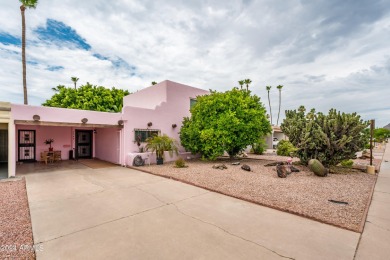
277, 164, 290, 178
212, 164, 227, 170
265, 162, 284, 167
241, 164, 251, 171
238, 152, 248, 158
359, 150, 372, 159
290, 166, 300, 172
232, 162, 240, 165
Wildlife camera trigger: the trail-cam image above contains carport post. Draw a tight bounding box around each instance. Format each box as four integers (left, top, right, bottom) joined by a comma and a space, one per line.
8, 121, 15, 177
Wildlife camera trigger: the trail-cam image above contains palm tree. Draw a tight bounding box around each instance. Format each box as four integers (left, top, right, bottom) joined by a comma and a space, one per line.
276, 85, 284, 126
244, 79, 252, 91
20, 0, 38, 105
238, 80, 245, 90
266, 86, 273, 125
71, 77, 79, 89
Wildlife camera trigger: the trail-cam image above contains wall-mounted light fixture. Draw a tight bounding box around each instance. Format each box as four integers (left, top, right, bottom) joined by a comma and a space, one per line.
172, 124, 177, 128
118, 120, 124, 126
33, 115, 40, 121
147, 122, 152, 127
93, 129, 97, 134
81, 118, 88, 124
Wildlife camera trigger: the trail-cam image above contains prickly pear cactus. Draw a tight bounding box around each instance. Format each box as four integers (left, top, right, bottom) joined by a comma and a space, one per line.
308, 159, 328, 177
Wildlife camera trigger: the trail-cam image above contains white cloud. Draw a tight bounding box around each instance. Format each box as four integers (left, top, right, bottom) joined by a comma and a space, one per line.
0, 0, 389, 127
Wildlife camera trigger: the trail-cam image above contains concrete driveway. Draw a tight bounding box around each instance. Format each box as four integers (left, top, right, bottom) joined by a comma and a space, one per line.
24, 166, 360, 259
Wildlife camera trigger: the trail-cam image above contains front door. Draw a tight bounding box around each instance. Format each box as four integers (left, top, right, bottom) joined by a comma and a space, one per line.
76, 130, 93, 159
0, 129, 8, 162
18, 130, 36, 162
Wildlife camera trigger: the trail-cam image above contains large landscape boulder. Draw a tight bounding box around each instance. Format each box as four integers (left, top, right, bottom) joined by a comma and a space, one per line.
241, 164, 251, 171
308, 159, 328, 177
212, 164, 227, 170
359, 150, 372, 159
277, 164, 290, 178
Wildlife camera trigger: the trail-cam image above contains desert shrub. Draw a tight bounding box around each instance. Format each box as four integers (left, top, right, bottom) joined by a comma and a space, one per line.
281, 106, 368, 166
340, 159, 353, 168
251, 137, 267, 155
180, 88, 271, 160
276, 140, 297, 156
175, 158, 187, 168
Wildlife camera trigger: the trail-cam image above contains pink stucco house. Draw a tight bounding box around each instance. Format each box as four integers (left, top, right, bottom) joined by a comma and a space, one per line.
0, 80, 209, 178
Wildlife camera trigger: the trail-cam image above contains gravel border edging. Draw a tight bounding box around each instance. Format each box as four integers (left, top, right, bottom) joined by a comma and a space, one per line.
357, 173, 378, 233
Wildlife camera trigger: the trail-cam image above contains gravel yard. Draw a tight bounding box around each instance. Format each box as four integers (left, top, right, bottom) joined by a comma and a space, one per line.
142, 156, 377, 232
0, 179, 35, 259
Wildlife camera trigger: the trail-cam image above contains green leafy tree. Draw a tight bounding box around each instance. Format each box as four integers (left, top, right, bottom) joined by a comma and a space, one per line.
42, 83, 130, 112
374, 128, 390, 142
266, 86, 272, 125
180, 88, 271, 160
71, 76, 79, 89
281, 106, 368, 166
251, 136, 267, 155
276, 84, 283, 125
20, 0, 38, 105
151, 81, 157, 85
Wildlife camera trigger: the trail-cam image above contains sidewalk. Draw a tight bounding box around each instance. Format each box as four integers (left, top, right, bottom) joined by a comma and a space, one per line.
355, 142, 390, 259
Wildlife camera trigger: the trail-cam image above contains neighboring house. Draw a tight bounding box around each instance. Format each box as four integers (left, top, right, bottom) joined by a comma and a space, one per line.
265, 126, 287, 149
1, 80, 209, 178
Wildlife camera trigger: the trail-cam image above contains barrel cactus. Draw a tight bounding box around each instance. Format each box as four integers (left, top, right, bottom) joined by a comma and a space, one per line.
308, 159, 328, 177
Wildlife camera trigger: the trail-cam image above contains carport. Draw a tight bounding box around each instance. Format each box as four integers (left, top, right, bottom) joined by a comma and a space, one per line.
0, 102, 14, 179
14, 123, 122, 162
9, 104, 124, 177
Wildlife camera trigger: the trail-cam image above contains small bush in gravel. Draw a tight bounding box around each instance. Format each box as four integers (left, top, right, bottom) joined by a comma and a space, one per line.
251, 137, 267, 155
276, 140, 297, 156
340, 159, 354, 168
175, 158, 187, 168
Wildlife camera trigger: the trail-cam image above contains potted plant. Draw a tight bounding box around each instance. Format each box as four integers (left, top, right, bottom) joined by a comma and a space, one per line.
145, 134, 178, 165
135, 134, 145, 152
44, 138, 54, 151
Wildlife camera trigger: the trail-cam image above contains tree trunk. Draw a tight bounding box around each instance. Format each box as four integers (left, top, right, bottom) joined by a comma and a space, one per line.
267, 91, 272, 125
21, 5, 28, 105
277, 90, 281, 125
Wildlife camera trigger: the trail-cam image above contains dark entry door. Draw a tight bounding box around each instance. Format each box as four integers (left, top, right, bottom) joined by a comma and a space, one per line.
76, 130, 93, 159
0, 130, 8, 162
18, 130, 36, 162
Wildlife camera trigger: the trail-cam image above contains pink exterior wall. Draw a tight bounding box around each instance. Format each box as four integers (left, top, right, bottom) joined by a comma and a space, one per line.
15, 125, 74, 161
11, 104, 123, 125
10, 80, 209, 167
123, 81, 209, 164
95, 128, 120, 164
123, 81, 168, 109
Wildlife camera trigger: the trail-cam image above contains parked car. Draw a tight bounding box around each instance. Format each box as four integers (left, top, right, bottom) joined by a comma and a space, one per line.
273, 137, 279, 149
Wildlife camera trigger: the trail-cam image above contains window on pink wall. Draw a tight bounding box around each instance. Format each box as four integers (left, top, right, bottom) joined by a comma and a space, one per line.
134, 129, 160, 142
190, 98, 197, 109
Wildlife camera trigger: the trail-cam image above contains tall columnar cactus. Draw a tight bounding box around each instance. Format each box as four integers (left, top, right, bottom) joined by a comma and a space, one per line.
281, 106, 368, 166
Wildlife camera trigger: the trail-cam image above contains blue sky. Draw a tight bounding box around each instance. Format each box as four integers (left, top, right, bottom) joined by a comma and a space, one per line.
0, 0, 389, 127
